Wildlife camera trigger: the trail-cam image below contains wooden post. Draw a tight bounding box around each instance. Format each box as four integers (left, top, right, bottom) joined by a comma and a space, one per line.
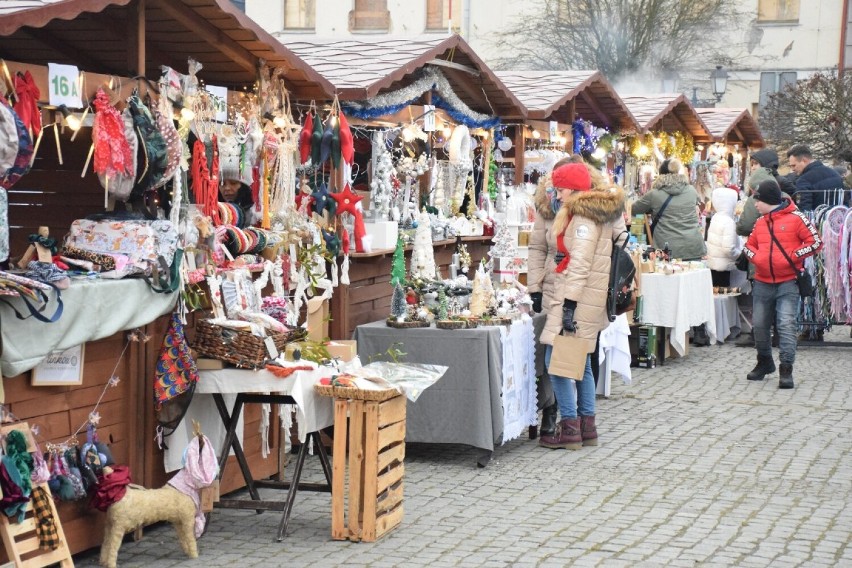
481, 129, 492, 199
566, 99, 576, 152
513, 125, 525, 186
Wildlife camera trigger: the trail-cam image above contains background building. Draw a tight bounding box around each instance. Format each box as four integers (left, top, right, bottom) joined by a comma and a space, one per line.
243, 0, 846, 119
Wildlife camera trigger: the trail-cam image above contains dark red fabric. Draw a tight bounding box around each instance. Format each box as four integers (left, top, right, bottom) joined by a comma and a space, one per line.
743, 199, 823, 284
0, 461, 28, 510
89, 465, 132, 512
13, 71, 41, 137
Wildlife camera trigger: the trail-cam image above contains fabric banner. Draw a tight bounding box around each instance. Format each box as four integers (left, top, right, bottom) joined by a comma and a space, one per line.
499, 317, 538, 444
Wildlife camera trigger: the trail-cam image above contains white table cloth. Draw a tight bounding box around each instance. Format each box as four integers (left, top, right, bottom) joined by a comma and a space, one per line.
640, 269, 717, 356
713, 295, 741, 343
164, 364, 336, 472
596, 314, 633, 397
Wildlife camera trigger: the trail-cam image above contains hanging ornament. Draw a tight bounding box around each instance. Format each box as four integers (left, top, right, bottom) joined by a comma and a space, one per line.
311, 183, 337, 218
298, 110, 313, 164
311, 109, 323, 165
339, 112, 354, 165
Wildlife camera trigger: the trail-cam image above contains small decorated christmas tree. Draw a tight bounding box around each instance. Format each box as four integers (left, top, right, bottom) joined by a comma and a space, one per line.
469, 266, 489, 317
390, 283, 407, 319
409, 209, 436, 280
437, 286, 448, 321
390, 234, 405, 287
490, 220, 517, 259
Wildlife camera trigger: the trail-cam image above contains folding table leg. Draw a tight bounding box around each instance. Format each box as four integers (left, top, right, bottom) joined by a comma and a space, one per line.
212, 394, 261, 504
314, 432, 333, 486
276, 435, 309, 541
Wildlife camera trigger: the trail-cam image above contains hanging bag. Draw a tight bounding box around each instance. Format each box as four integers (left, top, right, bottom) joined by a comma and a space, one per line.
0, 94, 33, 190
607, 231, 637, 321
767, 227, 815, 297
154, 313, 200, 437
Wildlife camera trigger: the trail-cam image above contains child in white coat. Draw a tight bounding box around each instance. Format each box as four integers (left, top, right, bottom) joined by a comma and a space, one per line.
706, 187, 742, 287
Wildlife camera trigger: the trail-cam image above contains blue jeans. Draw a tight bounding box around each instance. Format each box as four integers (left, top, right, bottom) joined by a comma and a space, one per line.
544, 345, 595, 419
752, 280, 799, 364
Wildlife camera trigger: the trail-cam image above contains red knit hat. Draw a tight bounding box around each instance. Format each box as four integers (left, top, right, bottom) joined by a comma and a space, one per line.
552, 163, 591, 191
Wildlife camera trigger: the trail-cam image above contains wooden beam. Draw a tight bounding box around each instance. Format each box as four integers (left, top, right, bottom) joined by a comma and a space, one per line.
150, 0, 257, 74
443, 73, 491, 116
19, 27, 121, 76
732, 125, 746, 144
579, 90, 611, 128
566, 99, 576, 151
513, 125, 525, 186
90, 11, 182, 74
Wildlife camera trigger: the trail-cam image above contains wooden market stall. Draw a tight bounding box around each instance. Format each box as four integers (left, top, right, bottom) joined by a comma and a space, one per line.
695, 107, 765, 185
495, 70, 640, 185
0, 0, 332, 556
619, 93, 714, 145
282, 35, 527, 340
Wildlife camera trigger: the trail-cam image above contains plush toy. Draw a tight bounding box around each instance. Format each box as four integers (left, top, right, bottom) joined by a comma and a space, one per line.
99, 425, 217, 568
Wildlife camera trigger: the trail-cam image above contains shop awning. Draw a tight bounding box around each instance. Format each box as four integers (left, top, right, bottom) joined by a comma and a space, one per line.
694, 108, 764, 147
282, 34, 525, 118
619, 93, 713, 143
0, 0, 334, 97
495, 70, 638, 131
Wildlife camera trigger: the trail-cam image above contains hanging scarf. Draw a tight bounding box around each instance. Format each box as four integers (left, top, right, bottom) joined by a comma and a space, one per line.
31, 486, 60, 550
555, 216, 573, 273
191, 135, 220, 224
13, 71, 40, 138
92, 88, 134, 179
154, 312, 199, 410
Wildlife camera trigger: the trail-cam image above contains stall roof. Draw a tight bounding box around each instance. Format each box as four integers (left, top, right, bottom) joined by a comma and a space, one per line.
495, 70, 638, 131
0, 0, 334, 97
694, 107, 764, 147
283, 34, 525, 118
619, 93, 713, 142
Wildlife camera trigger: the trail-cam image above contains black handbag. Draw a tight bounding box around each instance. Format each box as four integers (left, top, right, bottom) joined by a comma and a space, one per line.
767, 227, 815, 298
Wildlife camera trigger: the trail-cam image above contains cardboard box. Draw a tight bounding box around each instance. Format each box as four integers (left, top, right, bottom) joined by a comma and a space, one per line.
325, 340, 357, 362
518, 231, 531, 246
364, 220, 399, 250
196, 358, 225, 370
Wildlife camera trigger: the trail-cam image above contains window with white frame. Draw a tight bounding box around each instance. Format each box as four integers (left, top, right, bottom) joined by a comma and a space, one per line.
283, 0, 315, 30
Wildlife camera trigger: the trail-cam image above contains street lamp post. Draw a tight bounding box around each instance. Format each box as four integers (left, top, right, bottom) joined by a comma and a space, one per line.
691, 65, 729, 107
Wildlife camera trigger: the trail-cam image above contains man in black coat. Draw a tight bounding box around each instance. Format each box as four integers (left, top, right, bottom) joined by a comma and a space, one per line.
787, 144, 844, 210
750, 148, 797, 196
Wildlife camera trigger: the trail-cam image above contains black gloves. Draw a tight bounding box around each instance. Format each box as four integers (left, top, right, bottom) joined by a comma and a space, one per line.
530, 292, 543, 313
562, 299, 577, 333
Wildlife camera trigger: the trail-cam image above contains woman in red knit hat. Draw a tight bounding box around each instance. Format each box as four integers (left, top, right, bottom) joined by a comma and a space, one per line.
538, 162, 627, 449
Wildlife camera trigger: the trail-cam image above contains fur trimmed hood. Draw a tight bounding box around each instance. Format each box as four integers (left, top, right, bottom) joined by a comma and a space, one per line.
561, 186, 626, 224
534, 174, 557, 220
652, 173, 690, 196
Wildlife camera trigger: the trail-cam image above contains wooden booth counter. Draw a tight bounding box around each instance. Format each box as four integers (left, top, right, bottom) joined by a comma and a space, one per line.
329, 236, 493, 340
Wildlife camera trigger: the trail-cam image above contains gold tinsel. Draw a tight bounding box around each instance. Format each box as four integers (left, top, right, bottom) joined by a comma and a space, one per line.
626, 130, 694, 164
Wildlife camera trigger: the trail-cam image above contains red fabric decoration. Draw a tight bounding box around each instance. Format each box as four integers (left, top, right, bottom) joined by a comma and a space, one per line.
90, 465, 132, 512
295, 191, 313, 213
191, 136, 220, 224
330, 184, 363, 218
339, 112, 354, 165
299, 111, 314, 164
92, 89, 133, 178
353, 211, 368, 253
552, 163, 591, 191
13, 71, 41, 137
341, 226, 350, 253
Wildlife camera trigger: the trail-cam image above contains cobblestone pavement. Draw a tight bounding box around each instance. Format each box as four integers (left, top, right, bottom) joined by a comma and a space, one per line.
76, 329, 852, 567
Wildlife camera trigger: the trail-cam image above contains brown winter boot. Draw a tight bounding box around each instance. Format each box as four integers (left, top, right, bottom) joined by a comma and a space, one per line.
539, 418, 582, 450
580, 415, 598, 446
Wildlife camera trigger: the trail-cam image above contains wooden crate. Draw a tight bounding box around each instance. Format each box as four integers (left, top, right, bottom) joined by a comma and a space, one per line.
331, 395, 406, 542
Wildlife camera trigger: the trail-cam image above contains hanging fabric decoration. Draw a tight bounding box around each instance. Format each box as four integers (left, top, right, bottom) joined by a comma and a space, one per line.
340, 226, 351, 285
92, 89, 134, 184
191, 135, 220, 224
320, 116, 334, 165
311, 183, 337, 218
13, 70, 41, 138
332, 184, 369, 253
339, 112, 354, 165
299, 110, 314, 164
311, 108, 324, 166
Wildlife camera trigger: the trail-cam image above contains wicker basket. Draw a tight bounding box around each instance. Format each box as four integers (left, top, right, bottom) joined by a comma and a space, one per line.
385, 318, 430, 329
314, 383, 399, 401
193, 319, 307, 369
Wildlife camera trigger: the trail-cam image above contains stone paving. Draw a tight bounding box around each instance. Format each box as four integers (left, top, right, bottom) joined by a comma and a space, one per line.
76, 329, 852, 567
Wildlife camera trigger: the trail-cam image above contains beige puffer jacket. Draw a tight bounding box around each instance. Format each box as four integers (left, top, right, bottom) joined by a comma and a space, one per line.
527, 175, 558, 311
540, 186, 627, 348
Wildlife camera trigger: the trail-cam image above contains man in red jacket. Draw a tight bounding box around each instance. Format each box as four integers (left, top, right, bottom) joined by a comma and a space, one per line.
743, 180, 822, 388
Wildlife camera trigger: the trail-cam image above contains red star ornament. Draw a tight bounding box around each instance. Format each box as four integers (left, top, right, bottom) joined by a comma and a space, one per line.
330, 184, 363, 218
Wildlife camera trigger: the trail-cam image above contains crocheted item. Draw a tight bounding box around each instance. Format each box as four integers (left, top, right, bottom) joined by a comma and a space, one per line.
191, 136, 220, 223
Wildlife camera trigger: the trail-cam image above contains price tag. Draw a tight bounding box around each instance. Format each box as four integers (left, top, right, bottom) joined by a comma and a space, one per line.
264, 336, 280, 360
549, 121, 559, 141
47, 63, 83, 108
423, 104, 436, 132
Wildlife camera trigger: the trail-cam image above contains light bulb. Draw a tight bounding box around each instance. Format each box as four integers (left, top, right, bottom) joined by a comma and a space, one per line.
180, 107, 195, 121
637, 145, 649, 157
57, 105, 81, 131
558, 136, 567, 145
273, 115, 286, 128
531, 129, 540, 139
442, 123, 452, 138
592, 147, 607, 160
481, 130, 489, 140
402, 127, 415, 142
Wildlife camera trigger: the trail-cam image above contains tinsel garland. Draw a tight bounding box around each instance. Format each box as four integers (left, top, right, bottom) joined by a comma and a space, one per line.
572, 119, 596, 155
342, 68, 500, 130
